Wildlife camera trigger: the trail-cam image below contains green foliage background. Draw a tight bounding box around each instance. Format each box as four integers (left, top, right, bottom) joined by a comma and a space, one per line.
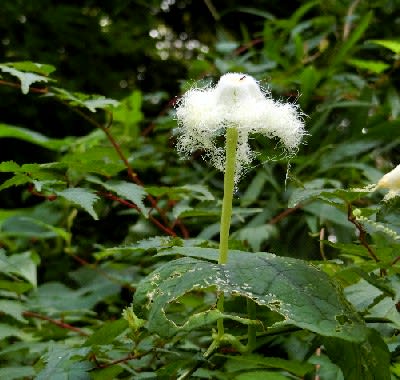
1, 0, 400, 379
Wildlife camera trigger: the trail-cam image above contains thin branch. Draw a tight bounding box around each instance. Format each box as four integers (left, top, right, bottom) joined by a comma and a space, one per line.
203, 0, 220, 21
95, 350, 152, 369
27, 183, 57, 201
347, 204, 380, 263
149, 214, 177, 236
234, 38, 264, 55
70, 254, 136, 292
98, 191, 140, 212
66, 105, 179, 236
2, 79, 186, 237
268, 204, 303, 224
319, 227, 328, 261
23, 311, 89, 336
69, 106, 139, 182
0, 79, 49, 94
99, 191, 178, 236
141, 97, 177, 137
343, 0, 361, 40
391, 256, 400, 266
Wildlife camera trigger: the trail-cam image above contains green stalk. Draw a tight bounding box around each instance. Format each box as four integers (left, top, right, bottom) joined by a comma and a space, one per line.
246, 298, 257, 352
218, 127, 239, 265
217, 126, 239, 341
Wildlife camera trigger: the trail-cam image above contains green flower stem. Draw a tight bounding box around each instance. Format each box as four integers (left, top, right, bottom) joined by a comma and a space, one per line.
217, 294, 225, 339
246, 298, 257, 352
218, 127, 239, 265
216, 126, 239, 341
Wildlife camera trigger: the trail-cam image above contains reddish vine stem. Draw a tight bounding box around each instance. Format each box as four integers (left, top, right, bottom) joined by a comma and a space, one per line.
27, 183, 57, 201
149, 214, 177, 236
70, 254, 136, 292
98, 191, 140, 212
234, 38, 264, 55
268, 204, 303, 225
392, 256, 400, 266
69, 106, 138, 182
98, 191, 177, 236
0, 79, 49, 94
66, 106, 177, 235
141, 97, 177, 137
1, 79, 184, 237
95, 350, 152, 369
347, 204, 380, 263
22, 311, 89, 336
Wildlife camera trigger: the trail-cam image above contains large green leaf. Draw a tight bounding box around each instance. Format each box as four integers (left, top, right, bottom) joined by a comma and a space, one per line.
0, 367, 36, 380
132, 250, 368, 341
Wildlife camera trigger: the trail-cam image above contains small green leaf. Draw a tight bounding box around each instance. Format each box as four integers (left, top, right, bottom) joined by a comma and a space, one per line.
369, 39, 400, 54
0, 64, 51, 94
0, 123, 72, 150
0, 160, 20, 172
56, 188, 99, 220
4, 61, 56, 75
0, 280, 32, 294
0, 323, 29, 340
299, 65, 322, 108
0, 300, 28, 323
90, 365, 124, 380
288, 186, 372, 208
36, 346, 93, 380
98, 179, 148, 215
59, 147, 126, 176
347, 58, 390, 74
0, 250, 37, 287
113, 90, 143, 140
0, 174, 31, 191
330, 12, 373, 68
83, 97, 119, 113
84, 319, 128, 346
50, 87, 118, 112
231, 224, 278, 252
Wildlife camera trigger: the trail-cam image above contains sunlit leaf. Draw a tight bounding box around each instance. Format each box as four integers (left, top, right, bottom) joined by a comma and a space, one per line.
369, 39, 400, 54
0, 64, 51, 94
347, 59, 390, 74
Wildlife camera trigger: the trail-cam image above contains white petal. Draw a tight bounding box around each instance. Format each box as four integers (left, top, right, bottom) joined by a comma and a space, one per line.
377, 164, 400, 190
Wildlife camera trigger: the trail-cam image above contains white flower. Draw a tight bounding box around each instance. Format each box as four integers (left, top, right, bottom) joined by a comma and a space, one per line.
175, 72, 305, 183
376, 164, 400, 199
